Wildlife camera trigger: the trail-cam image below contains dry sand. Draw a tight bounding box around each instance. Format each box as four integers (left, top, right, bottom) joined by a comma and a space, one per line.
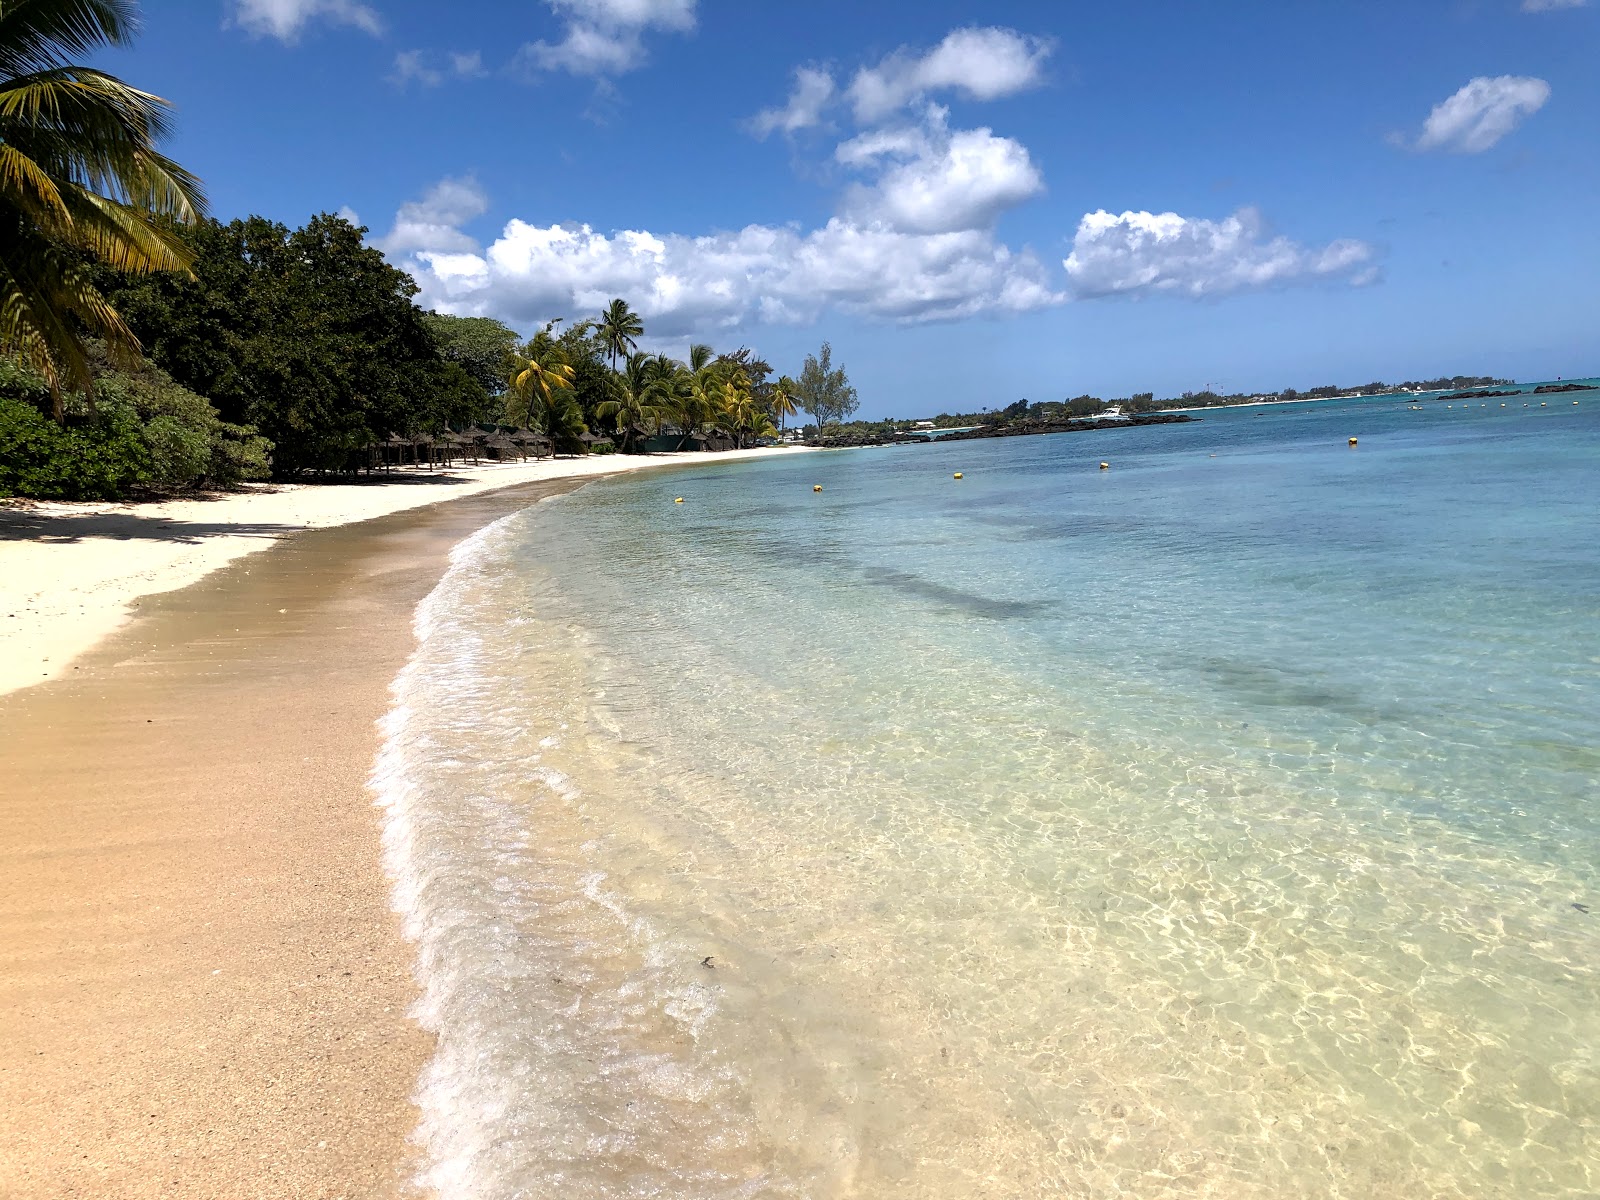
0, 448, 803, 1198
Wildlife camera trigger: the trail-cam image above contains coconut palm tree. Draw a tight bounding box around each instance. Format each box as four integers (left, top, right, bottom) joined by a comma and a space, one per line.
1, 0, 208, 418
596, 350, 668, 452
769, 374, 799, 432
508, 323, 576, 427
597, 297, 643, 372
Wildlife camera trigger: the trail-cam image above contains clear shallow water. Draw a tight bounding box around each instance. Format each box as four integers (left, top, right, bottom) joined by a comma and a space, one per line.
377, 388, 1600, 1198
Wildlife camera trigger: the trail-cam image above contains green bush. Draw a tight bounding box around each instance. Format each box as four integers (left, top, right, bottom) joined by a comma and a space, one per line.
0, 351, 273, 499
0, 394, 152, 500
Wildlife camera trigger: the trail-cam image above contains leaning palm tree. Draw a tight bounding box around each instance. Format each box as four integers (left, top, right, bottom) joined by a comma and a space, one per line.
597, 297, 643, 372
507, 323, 576, 427
1, 0, 207, 419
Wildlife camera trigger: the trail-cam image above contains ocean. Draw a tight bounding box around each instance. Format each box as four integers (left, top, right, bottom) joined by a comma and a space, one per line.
374, 384, 1600, 1198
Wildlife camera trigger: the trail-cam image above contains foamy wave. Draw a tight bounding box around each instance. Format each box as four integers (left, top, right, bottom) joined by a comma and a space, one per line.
368, 505, 800, 1199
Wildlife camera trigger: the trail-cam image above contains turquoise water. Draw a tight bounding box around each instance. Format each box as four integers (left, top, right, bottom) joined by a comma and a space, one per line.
378, 386, 1600, 1198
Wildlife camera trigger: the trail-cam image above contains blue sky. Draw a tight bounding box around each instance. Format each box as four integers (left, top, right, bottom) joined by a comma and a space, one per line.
105, 2, 1598, 416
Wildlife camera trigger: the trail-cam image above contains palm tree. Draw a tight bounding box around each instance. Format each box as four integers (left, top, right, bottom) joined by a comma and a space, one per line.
769, 374, 799, 432
713, 365, 756, 447
597, 298, 643, 372
596, 350, 667, 452
508, 323, 581, 450
1, 0, 207, 419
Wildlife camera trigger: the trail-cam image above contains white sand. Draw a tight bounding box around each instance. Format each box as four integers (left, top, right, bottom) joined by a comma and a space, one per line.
0, 447, 806, 698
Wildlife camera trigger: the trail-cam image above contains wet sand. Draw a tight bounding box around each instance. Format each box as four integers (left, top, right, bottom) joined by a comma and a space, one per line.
0, 479, 592, 1198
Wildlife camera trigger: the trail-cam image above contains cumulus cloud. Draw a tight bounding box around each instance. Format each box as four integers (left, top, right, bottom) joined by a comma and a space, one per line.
375, 176, 490, 257
837, 108, 1043, 234
746, 67, 836, 138
231, 0, 381, 40
518, 0, 696, 77
1521, 0, 1586, 10
381, 183, 1061, 335
848, 27, 1052, 123
390, 49, 488, 88
1063, 208, 1377, 298
1410, 75, 1551, 153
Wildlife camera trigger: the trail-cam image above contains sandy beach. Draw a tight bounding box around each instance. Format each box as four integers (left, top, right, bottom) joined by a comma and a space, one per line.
0, 447, 802, 1199
0, 450, 802, 700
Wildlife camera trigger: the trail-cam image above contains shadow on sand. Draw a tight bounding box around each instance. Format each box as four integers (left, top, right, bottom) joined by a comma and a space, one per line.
0, 471, 487, 545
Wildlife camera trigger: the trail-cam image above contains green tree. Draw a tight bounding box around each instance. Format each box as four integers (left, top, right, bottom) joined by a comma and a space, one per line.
1, 0, 207, 417
597, 297, 643, 372
508, 324, 584, 452
595, 351, 668, 452
421, 312, 518, 399
769, 374, 798, 431
103, 212, 454, 475
796, 341, 858, 437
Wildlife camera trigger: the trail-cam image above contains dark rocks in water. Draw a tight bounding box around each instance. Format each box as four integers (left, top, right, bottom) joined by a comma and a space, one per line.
1436, 383, 1593, 400
810, 432, 933, 448
934, 413, 1195, 442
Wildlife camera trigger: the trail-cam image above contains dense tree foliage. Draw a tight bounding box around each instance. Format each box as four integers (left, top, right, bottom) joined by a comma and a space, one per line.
102, 213, 492, 474
422, 312, 519, 399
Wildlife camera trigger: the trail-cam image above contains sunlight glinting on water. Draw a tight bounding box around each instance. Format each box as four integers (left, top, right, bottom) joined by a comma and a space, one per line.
376, 392, 1600, 1198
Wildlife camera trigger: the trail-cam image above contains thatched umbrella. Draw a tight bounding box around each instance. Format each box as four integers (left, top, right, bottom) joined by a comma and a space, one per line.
436, 431, 472, 466
508, 427, 541, 461
484, 432, 520, 462
411, 432, 437, 469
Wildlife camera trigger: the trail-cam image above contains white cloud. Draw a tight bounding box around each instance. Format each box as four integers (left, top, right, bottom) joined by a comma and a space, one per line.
848, 27, 1052, 123
390, 50, 442, 88
746, 67, 836, 138
337, 205, 362, 226
1521, 0, 1586, 10
1411, 76, 1551, 153
231, 0, 381, 40
518, 0, 696, 77
837, 108, 1043, 234
375, 176, 490, 257
382, 183, 1061, 335
390, 48, 488, 88
1063, 208, 1377, 298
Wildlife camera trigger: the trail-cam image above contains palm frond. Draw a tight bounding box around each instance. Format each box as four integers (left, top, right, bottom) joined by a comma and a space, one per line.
0, 0, 137, 76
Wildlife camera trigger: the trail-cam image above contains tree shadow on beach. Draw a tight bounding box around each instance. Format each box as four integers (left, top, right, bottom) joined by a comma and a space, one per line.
0, 469, 505, 545
0, 508, 305, 545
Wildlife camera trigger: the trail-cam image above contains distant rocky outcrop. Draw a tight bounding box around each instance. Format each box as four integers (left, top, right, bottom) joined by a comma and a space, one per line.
1437, 383, 1594, 401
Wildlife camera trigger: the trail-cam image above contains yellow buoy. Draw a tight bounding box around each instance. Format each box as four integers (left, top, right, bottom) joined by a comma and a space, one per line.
1348, 437, 1358, 446
953, 472, 963, 479
1099, 461, 1110, 470
813, 484, 823, 492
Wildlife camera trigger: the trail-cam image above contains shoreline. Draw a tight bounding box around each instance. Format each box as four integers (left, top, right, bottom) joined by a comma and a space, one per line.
0, 448, 796, 1199
0, 447, 805, 699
